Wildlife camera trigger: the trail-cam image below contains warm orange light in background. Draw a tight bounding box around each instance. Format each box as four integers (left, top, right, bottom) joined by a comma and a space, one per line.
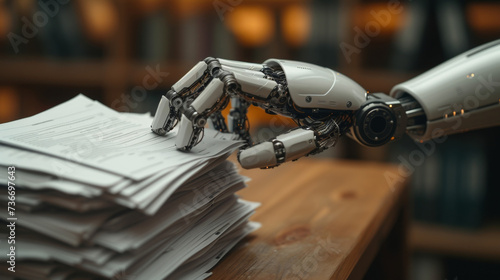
226, 6, 275, 47
282, 4, 311, 47
78, 0, 118, 43
220, 105, 296, 134
467, 3, 500, 33
0, 1, 11, 40
13, 0, 34, 14
0, 88, 19, 123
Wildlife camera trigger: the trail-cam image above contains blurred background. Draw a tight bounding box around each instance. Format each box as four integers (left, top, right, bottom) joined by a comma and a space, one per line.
0, 0, 499, 278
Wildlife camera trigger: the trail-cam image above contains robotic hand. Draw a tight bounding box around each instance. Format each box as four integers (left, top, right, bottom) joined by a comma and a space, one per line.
151, 40, 500, 169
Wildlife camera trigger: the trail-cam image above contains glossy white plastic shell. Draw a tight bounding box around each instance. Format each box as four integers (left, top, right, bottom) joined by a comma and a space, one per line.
264, 59, 367, 110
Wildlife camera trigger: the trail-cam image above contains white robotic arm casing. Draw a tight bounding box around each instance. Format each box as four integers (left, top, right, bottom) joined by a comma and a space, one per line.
264, 59, 367, 111
391, 40, 500, 141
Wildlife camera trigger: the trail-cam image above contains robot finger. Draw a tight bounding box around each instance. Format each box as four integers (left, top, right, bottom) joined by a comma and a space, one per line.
238, 128, 317, 169
176, 79, 225, 150
151, 61, 210, 136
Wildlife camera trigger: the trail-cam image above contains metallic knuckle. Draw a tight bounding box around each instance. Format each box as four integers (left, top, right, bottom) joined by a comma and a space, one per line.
272, 139, 286, 164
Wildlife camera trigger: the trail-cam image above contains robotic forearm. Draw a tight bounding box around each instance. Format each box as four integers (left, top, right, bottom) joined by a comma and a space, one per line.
151, 40, 500, 169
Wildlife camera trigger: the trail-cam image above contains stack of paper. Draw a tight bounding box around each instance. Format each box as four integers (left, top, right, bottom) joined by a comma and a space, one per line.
0, 95, 259, 280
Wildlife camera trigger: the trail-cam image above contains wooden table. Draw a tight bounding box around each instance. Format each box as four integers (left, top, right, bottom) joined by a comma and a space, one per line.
212, 158, 410, 280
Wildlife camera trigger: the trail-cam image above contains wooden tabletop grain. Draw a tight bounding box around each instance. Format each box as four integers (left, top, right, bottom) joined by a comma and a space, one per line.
211, 158, 409, 280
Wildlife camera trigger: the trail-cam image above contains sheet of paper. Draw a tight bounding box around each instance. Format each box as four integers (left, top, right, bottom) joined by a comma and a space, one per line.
92, 173, 246, 253
0, 95, 242, 181
0, 207, 120, 246
0, 165, 103, 198
0, 144, 124, 188
168, 221, 261, 280
130, 198, 258, 279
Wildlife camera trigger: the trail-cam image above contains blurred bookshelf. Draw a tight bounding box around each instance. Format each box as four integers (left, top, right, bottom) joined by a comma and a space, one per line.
2, 1, 498, 117
0, 0, 419, 123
